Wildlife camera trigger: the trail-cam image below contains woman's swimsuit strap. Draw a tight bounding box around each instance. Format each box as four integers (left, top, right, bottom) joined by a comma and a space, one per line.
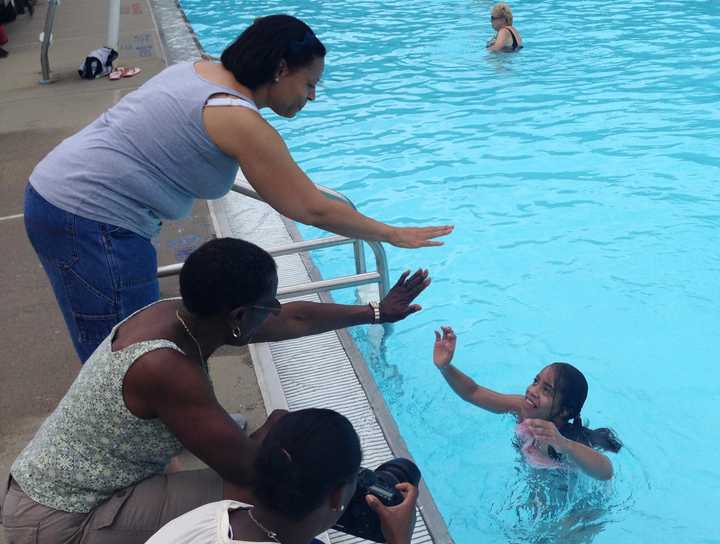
506, 27, 521, 50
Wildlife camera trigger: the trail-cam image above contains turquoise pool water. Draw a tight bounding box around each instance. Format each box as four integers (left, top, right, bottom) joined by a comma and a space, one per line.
180, 1, 720, 542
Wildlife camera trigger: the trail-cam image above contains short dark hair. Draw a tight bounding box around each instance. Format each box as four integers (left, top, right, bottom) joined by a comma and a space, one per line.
254, 409, 362, 521
180, 238, 277, 317
221, 14, 326, 90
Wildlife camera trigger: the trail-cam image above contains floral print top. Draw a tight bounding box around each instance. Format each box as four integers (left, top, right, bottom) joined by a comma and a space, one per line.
11, 327, 207, 513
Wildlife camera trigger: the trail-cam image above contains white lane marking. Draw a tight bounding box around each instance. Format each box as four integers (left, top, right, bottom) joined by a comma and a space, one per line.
0, 213, 23, 222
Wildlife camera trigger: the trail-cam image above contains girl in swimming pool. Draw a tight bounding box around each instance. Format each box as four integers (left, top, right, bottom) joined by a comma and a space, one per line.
433, 326, 621, 480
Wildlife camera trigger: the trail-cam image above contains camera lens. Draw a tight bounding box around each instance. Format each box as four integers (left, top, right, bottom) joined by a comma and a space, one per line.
375, 458, 421, 487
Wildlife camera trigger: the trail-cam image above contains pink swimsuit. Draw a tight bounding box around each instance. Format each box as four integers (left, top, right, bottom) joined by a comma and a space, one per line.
515, 420, 564, 469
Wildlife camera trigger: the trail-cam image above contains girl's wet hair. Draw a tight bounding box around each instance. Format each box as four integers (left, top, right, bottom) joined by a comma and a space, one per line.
549, 363, 623, 455
221, 14, 326, 90
254, 408, 362, 521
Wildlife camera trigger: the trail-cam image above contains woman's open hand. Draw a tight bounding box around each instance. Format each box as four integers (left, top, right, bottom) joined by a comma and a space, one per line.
389, 225, 454, 248
379, 269, 431, 323
433, 326, 456, 369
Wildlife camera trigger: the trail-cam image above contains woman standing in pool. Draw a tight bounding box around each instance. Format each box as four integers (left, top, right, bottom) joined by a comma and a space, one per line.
24, 14, 453, 363
486, 3, 523, 52
432, 327, 621, 480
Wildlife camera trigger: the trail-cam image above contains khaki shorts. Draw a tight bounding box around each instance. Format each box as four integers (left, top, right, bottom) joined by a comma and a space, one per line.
1, 470, 223, 544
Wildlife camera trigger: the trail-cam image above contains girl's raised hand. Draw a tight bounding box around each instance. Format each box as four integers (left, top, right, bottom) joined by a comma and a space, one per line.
433, 326, 456, 369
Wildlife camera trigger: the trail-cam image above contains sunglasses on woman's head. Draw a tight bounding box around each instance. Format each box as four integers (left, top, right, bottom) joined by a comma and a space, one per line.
288, 30, 320, 54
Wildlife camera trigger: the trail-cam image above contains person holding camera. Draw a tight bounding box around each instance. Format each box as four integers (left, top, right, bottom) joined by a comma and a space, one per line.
146, 408, 420, 544
2, 238, 429, 544
23, 13, 453, 365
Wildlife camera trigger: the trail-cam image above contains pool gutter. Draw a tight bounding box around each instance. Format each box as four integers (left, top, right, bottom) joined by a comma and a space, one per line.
210, 187, 451, 544
283, 219, 453, 544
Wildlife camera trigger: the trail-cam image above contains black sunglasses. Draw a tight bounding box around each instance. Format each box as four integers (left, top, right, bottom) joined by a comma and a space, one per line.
249, 298, 282, 316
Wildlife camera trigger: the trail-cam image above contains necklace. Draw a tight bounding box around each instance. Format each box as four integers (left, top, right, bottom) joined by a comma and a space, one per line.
247, 508, 280, 542
175, 310, 204, 365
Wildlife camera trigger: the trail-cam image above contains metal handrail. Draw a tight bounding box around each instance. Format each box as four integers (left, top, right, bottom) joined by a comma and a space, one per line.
277, 272, 383, 299
231, 182, 367, 275
157, 182, 390, 299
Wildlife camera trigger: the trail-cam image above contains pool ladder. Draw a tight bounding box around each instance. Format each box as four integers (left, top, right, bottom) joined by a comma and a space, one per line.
157, 182, 391, 300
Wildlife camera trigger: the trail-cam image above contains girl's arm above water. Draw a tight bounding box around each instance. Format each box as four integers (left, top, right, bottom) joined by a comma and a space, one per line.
434, 326, 524, 414
524, 419, 614, 480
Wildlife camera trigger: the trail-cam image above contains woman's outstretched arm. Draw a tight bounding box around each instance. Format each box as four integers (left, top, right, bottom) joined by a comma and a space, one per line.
206, 107, 453, 248
251, 269, 431, 342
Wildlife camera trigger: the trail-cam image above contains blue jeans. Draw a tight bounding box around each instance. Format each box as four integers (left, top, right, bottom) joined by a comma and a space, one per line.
24, 183, 160, 363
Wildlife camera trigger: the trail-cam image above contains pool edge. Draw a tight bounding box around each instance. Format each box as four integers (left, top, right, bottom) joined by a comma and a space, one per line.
282, 218, 454, 544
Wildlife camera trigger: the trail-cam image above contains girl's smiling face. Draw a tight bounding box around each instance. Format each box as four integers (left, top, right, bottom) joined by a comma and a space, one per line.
522, 365, 560, 420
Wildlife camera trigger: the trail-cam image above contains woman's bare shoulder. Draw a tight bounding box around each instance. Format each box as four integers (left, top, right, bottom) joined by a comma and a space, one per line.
193, 60, 230, 85
112, 300, 178, 351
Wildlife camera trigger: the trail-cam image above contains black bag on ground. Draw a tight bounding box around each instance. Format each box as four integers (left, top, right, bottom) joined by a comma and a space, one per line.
78, 47, 118, 79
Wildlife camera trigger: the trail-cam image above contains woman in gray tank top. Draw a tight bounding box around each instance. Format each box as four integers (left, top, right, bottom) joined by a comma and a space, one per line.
24, 14, 454, 363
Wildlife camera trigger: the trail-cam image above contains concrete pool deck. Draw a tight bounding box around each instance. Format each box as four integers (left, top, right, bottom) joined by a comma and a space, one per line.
0, 3, 266, 542
0, 1, 452, 542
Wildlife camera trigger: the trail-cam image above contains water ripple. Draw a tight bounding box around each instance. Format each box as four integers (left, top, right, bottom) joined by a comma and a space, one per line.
181, 0, 720, 542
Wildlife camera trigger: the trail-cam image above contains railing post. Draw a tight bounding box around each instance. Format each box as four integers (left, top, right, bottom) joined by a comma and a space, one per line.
353, 240, 367, 274
107, 0, 122, 51
39, 0, 60, 84
225, 181, 390, 298
367, 242, 390, 298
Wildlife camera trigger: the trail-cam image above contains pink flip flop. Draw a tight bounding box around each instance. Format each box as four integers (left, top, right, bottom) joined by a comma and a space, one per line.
108, 66, 142, 80
122, 66, 142, 78
108, 66, 125, 80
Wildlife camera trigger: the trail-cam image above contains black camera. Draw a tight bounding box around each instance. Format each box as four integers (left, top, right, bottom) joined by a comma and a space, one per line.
333, 457, 421, 543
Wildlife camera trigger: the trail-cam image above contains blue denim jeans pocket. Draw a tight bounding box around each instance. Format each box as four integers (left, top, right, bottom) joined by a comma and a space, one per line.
24, 184, 159, 363
24, 184, 79, 268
